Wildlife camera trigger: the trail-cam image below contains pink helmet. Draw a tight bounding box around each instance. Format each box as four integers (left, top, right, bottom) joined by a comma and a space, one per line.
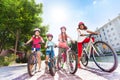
47, 34, 53, 38
78, 22, 84, 26
60, 26, 66, 30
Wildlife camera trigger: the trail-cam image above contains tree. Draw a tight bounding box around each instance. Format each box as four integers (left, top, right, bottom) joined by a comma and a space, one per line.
0, 0, 48, 55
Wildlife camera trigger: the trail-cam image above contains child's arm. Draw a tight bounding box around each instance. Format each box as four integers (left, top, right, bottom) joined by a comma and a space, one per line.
45, 41, 48, 48
41, 37, 45, 43
25, 38, 32, 45
87, 30, 99, 34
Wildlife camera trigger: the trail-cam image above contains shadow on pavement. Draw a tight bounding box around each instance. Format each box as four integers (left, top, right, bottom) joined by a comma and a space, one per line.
0, 64, 27, 78
12, 73, 30, 80
37, 70, 82, 80
82, 66, 120, 80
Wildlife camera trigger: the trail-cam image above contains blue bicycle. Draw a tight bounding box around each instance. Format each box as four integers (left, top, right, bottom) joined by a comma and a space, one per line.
46, 46, 56, 76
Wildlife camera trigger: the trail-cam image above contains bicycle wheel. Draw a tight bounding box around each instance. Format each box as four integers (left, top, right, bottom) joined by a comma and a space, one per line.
57, 54, 64, 70
27, 53, 37, 76
81, 50, 88, 66
68, 50, 78, 74
49, 59, 56, 76
92, 41, 118, 72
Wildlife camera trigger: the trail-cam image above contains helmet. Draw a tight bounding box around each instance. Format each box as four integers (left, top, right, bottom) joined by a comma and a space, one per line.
60, 26, 66, 30
47, 34, 53, 38
78, 22, 84, 26
33, 28, 40, 32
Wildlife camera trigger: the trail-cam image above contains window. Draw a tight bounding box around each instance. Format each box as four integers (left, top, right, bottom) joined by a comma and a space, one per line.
100, 34, 101, 38
109, 22, 112, 25
108, 34, 111, 37
102, 29, 104, 31
117, 43, 119, 45
105, 37, 107, 40
112, 44, 114, 46
104, 32, 105, 35
111, 28, 113, 30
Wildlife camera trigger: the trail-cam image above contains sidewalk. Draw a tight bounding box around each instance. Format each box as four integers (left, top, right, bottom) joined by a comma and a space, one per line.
0, 61, 120, 80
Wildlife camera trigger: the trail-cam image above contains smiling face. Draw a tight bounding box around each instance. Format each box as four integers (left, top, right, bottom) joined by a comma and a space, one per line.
48, 36, 52, 41
61, 28, 66, 33
79, 25, 85, 30
34, 31, 40, 36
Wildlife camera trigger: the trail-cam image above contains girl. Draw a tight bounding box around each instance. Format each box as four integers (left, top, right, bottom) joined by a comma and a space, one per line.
77, 22, 99, 68
57, 26, 73, 69
25, 28, 44, 71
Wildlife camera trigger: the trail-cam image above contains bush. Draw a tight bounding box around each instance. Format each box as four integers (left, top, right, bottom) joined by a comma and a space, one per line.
0, 54, 17, 66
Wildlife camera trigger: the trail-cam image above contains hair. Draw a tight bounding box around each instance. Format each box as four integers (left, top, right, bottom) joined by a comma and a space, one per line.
61, 32, 67, 41
78, 24, 87, 30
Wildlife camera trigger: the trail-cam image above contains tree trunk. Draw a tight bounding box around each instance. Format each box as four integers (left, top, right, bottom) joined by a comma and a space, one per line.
14, 30, 19, 54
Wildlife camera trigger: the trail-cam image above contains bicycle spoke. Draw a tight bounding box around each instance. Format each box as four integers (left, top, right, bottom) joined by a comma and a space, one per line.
68, 50, 77, 74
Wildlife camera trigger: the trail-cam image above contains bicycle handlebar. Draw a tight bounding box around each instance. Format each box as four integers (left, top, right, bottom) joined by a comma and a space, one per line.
80, 34, 98, 38
47, 45, 57, 48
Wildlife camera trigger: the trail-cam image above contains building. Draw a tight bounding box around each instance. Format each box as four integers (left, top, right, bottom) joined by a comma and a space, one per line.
94, 15, 120, 52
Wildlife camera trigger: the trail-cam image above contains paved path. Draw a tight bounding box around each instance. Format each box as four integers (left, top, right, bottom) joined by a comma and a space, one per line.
0, 62, 120, 80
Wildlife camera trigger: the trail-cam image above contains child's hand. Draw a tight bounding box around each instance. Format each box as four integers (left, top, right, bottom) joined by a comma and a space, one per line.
45, 46, 47, 48
54, 45, 58, 48
95, 32, 100, 35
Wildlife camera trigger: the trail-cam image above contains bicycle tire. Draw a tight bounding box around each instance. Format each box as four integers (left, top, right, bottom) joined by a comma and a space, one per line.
27, 53, 37, 76
92, 41, 118, 72
81, 50, 88, 66
57, 54, 64, 70
68, 50, 78, 74
49, 59, 56, 76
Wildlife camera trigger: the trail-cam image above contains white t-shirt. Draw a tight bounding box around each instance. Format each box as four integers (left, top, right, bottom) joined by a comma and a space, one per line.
77, 29, 88, 42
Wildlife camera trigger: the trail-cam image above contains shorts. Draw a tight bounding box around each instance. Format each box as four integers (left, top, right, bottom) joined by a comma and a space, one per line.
32, 48, 41, 54
46, 50, 55, 58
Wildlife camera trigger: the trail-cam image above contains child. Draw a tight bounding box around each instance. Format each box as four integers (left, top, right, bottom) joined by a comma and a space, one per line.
57, 26, 74, 69
77, 22, 99, 68
25, 28, 44, 71
45, 34, 57, 70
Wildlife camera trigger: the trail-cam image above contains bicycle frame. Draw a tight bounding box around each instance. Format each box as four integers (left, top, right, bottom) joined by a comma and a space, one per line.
83, 37, 100, 59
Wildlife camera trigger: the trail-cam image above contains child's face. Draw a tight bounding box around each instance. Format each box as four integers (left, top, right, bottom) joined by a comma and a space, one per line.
61, 28, 66, 33
48, 37, 52, 41
79, 25, 84, 30
35, 31, 40, 36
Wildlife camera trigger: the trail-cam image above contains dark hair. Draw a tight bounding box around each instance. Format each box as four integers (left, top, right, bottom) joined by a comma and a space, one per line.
78, 24, 87, 30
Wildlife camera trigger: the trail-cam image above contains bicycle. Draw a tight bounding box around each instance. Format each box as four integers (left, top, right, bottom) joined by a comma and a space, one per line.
46, 46, 56, 76
80, 34, 118, 72
27, 42, 43, 76
57, 41, 78, 74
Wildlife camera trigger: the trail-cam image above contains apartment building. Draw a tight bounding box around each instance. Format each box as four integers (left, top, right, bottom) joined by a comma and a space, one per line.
94, 15, 120, 52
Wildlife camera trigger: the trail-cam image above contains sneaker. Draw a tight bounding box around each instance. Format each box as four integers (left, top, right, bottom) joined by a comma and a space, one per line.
38, 68, 41, 72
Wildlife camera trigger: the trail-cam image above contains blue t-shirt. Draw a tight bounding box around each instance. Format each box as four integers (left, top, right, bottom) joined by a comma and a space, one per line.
46, 41, 55, 51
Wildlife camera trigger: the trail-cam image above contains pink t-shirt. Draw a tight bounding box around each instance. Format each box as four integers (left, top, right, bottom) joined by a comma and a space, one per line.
32, 36, 42, 48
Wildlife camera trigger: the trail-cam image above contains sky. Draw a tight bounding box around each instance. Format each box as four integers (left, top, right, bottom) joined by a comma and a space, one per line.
35, 0, 120, 43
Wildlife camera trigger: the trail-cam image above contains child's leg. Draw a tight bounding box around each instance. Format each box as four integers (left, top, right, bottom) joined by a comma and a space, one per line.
37, 51, 41, 70
45, 51, 50, 70
77, 42, 82, 68
45, 55, 49, 66
57, 48, 63, 67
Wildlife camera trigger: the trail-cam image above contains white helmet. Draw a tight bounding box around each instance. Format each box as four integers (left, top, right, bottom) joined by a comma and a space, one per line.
33, 28, 40, 32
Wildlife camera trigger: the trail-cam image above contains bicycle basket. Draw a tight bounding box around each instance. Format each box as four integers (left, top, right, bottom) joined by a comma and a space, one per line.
71, 41, 78, 52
